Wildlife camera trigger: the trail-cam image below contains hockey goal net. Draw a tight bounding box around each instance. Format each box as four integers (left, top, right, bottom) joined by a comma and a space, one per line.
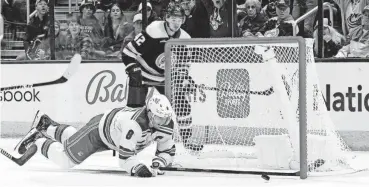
164, 37, 358, 179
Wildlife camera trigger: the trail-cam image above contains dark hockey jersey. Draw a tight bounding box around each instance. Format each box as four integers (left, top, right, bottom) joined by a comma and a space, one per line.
122, 21, 191, 82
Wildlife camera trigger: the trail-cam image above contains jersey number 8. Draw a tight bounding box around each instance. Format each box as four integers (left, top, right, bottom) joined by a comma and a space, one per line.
126, 130, 134, 140
134, 33, 146, 46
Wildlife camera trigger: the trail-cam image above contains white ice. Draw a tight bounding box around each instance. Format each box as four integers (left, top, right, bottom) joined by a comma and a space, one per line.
1, 139, 369, 187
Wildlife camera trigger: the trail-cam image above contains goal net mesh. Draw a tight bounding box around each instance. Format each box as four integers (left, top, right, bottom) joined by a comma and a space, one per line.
165, 38, 353, 174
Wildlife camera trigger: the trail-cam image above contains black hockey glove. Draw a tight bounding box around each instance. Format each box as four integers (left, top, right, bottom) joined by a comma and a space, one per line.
131, 163, 155, 177
125, 63, 142, 87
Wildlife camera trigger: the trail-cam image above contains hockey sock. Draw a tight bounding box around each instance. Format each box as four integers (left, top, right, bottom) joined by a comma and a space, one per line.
35, 138, 76, 169
46, 125, 77, 143
35, 137, 56, 159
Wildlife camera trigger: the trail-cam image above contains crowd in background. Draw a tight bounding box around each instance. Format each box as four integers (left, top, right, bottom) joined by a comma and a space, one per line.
1, 0, 369, 60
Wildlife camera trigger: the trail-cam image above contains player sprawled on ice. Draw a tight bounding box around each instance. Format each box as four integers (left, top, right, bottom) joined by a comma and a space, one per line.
14, 94, 176, 177
121, 2, 203, 151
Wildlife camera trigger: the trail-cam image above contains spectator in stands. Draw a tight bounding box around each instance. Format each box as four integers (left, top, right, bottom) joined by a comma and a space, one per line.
102, 3, 134, 54
258, 0, 297, 37
238, 0, 268, 37
335, 5, 369, 58
59, 21, 69, 37
137, 2, 161, 24
119, 13, 143, 58
332, 0, 369, 36
28, 20, 62, 60
181, 0, 196, 24
207, 0, 239, 37
291, 0, 317, 37
314, 18, 345, 57
53, 14, 105, 60
261, 0, 277, 18
1, 0, 21, 23
151, 0, 171, 19
78, 0, 104, 50
81, 34, 107, 59
94, 9, 108, 30
16, 0, 49, 60
53, 16, 83, 59
180, 0, 210, 38
181, 0, 198, 36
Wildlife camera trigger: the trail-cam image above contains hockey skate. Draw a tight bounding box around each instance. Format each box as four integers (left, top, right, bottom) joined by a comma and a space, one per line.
14, 128, 44, 155
14, 110, 51, 154
28, 110, 57, 132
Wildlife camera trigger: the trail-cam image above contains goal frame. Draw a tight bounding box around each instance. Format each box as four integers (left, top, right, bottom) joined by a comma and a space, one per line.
163, 37, 308, 179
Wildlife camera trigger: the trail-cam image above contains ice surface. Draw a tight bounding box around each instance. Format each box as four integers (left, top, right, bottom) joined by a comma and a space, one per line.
0, 139, 368, 187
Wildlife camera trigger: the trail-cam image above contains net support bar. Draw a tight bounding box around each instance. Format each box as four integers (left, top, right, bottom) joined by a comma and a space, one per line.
298, 38, 308, 179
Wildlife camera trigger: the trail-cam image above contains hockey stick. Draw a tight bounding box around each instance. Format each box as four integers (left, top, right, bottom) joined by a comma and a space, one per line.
159, 159, 325, 178
1, 54, 82, 91
0, 144, 37, 166
142, 81, 274, 96
159, 167, 299, 177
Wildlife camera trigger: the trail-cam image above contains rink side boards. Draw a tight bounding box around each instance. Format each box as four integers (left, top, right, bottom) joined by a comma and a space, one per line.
1, 58, 369, 151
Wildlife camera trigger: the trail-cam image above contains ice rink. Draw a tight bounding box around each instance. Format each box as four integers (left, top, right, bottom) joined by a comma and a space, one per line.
1, 138, 369, 187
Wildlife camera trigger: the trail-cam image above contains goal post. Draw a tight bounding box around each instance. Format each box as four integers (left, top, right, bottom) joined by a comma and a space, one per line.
163, 37, 353, 179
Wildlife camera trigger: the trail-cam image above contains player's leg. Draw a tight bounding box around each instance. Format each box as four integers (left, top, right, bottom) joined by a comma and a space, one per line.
15, 112, 109, 168
35, 113, 109, 167
175, 96, 203, 151
125, 63, 148, 108
12, 128, 76, 168
172, 69, 204, 151
14, 110, 77, 154
125, 62, 166, 108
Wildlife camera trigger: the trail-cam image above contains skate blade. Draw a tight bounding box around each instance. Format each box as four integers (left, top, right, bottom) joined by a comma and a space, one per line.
31, 110, 45, 130
14, 110, 44, 152
13, 128, 38, 154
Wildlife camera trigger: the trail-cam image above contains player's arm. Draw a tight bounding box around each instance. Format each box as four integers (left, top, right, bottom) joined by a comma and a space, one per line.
116, 119, 140, 172
152, 120, 176, 170
121, 31, 148, 67
122, 29, 165, 81
117, 120, 155, 177
121, 30, 150, 86
121, 31, 147, 88
121, 31, 150, 107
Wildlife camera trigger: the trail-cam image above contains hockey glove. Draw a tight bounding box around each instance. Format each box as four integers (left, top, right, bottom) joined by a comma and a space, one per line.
151, 160, 165, 176
125, 63, 142, 87
131, 163, 155, 177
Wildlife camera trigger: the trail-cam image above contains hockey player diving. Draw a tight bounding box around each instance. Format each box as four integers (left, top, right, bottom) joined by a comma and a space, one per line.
121, 2, 203, 151
14, 94, 175, 178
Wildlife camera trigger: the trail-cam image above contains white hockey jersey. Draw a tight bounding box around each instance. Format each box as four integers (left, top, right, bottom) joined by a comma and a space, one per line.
98, 106, 176, 173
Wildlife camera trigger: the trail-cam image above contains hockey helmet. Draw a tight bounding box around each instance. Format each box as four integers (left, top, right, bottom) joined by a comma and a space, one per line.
147, 94, 173, 126
166, 2, 185, 17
